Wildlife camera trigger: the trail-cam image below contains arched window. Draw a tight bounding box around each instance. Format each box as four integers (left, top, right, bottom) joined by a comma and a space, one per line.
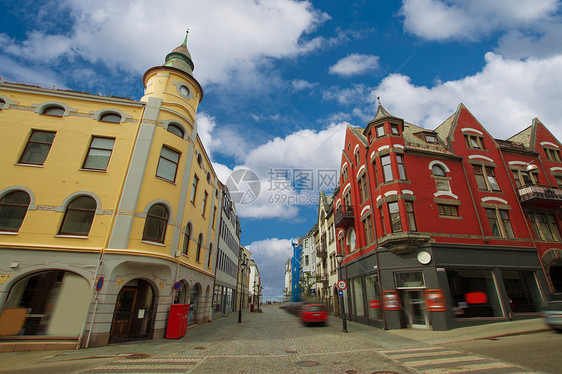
142, 204, 169, 243
432, 164, 446, 177
432, 164, 450, 191
42, 105, 65, 117
99, 112, 122, 123
167, 123, 184, 138
0, 191, 31, 232
58, 196, 96, 235
346, 228, 356, 252
182, 223, 192, 255
196, 233, 203, 262
208, 243, 213, 267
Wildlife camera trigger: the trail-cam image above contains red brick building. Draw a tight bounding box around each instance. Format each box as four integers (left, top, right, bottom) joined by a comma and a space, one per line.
334, 102, 561, 330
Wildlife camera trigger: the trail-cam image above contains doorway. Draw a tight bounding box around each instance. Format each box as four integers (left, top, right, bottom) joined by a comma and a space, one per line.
109, 279, 155, 343
550, 259, 562, 293
401, 290, 429, 328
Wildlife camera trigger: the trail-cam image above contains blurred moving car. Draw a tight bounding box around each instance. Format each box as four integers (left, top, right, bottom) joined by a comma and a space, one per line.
300, 304, 328, 326
542, 294, 562, 332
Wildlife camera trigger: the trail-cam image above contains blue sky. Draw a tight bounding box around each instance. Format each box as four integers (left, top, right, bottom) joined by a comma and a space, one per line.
2, 0, 562, 296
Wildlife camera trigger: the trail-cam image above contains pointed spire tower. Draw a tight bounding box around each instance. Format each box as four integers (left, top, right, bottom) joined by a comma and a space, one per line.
142, 31, 203, 108
363, 97, 404, 141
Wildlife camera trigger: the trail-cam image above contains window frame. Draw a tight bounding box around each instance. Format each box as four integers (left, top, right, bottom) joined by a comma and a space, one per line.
18, 130, 56, 166
376, 125, 385, 138
473, 164, 501, 192
388, 201, 402, 233
485, 207, 514, 239
99, 112, 122, 123
438, 203, 459, 217
405, 201, 417, 232
156, 146, 180, 183
42, 105, 65, 117
82, 136, 115, 171
167, 123, 185, 138
142, 204, 169, 243
544, 147, 561, 162
381, 155, 394, 182
362, 214, 374, 244
58, 196, 97, 236
0, 191, 31, 232
182, 223, 192, 256
201, 191, 208, 217
196, 233, 203, 262
464, 134, 485, 150
191, 175, 199, 203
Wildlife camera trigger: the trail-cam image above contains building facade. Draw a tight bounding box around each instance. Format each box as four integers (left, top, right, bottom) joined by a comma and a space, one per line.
235, 245, 251, 312
300, 226, 316, 298
334, 103, 559, 330
0, 34, 221, 347
212, 184, 241, 316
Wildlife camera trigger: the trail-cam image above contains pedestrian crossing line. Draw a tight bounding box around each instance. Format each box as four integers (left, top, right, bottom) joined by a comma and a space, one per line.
404, 355, 488, 367
377, 347, 535, 373
422, 361, 523, 374
80, 355, 203, 374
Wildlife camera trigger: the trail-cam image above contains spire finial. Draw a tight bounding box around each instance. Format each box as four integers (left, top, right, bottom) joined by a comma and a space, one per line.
377, 96, 381, 106
182, 29, 189, 46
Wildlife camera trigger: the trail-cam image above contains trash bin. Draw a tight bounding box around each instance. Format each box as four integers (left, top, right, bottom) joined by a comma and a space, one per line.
166, 304, 189, 339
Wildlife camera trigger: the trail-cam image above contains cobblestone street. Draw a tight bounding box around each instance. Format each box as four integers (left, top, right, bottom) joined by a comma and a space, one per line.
0, 305, 544, 373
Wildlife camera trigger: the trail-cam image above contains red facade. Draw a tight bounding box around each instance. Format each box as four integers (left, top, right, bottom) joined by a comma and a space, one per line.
334, 103, 561, 329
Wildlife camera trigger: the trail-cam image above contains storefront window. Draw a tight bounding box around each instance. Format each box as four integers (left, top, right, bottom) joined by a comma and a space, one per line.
351, 277, 366, 318
501, 270, 542, 313
395, 272, 424, 288
447, 269, 503, 318
213, 285, 222, 313
365, 275, 381, 320
226, 288, 233, 311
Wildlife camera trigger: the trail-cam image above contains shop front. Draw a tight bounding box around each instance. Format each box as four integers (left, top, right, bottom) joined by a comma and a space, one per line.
340, 243, 549, 330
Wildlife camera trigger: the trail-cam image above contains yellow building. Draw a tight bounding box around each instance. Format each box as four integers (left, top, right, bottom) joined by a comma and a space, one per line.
0, 33, 220, 348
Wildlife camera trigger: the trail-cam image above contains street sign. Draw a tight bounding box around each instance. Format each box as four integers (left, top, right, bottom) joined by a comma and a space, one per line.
338, 290, 344, 297
337, 280, 347, 290
96, 276, 104, 292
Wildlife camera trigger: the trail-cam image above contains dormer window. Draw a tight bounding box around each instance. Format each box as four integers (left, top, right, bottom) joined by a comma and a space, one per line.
425, 134, 437, 143
544, 147, 561, 162
42, 105, 65, 117
465, 134, 485, 150
99, 112, 122, 123
391, 124, 399, 135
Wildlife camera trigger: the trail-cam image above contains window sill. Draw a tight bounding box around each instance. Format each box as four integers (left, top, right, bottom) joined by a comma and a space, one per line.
438, 215, 463, 220
79, 168, 107, 173
141, 240, 166, 247
55, 234, 88, 239
14, 163, 44, 168
155, 176, 177, 185
0, 231, 18, 235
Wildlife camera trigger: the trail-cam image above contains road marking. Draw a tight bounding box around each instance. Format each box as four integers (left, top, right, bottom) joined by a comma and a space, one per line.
378, 347, 536, 373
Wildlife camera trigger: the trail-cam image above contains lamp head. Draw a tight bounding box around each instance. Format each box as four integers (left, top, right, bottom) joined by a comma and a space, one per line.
526, 164, 538, 171
335, 253, 343, 265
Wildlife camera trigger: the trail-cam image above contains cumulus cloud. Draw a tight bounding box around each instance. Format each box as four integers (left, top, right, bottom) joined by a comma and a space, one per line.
329, 53, 380, 76
291, 79, 317, 91
400, 0, 559, 41
0, 0, 329, 85
371, 52, 562, 139
246, 237, 294, 295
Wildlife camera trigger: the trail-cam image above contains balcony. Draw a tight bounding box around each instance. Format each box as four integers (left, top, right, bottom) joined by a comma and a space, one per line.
316, 243, 327, 258
334, 205, 354, 228
318, 274, 329, 284
517, 184, 562, 208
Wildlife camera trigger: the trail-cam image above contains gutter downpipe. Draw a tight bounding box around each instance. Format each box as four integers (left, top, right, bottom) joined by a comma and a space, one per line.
364, 143, 387, 330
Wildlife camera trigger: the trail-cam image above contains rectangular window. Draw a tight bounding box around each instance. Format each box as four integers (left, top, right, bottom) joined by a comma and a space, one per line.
438, 204, 459, 217
379, 206, 386, 235
405, 201, 417, 231
425, 134, 437, 143
544, 147, 561, 162
363, 214, 373, 244
446, 269, 503, 318
18, 130, 56, 165
82, 136, 115, 171
391, 124, 399, 135
342, 167, 348, 181
530, 212, 561, 241
201, 191, 208, 216
376, 125, 385, 138
388, 201, 402, 233
358, 174, 368, 203
501, 270, 542, 313
351, 277, 366, 318
396, 154, 407, 180
365, 274, 381, 320
464, 134, 485, 150
499, 210, 515, 238
190, 175, 199, 203
485, 208, 501, 237
212, 206, 217, 229
156, 146, 180, 183
435, 178, 450, 191
381, 155, 393, 182
473, 165, 501, 191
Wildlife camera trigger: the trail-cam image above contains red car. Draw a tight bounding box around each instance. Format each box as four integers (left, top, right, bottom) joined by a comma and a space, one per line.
300, 304, 328, 326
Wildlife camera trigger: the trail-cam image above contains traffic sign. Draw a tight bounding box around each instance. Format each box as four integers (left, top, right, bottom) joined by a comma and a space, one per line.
337, 280, 347, 290
96, 276, 104, 292
338, 290, 344, 297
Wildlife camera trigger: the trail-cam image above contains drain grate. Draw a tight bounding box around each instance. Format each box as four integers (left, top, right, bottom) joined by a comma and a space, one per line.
126, 353, 151, 360
295, 360, 319, 367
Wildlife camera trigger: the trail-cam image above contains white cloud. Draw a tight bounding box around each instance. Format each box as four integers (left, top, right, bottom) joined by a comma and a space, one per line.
329, 53, 380, 76
0, 0, 329, 85
246, 237, 294, 296
400, 0, 559, 41
372, 52, 562, 140
496, 22, 562, 59
291, 79, 317, 91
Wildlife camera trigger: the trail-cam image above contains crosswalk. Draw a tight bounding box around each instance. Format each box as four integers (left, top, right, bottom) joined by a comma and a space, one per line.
378, 346, 540, 374
80, 356, 204, 374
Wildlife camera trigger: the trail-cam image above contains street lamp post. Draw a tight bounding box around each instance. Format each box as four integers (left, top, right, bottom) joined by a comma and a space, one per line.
335, 253, 348, 333
238, 259, 248, 323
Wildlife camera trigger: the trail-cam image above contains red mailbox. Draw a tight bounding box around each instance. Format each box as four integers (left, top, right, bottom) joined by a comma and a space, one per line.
166, 304, 189, 339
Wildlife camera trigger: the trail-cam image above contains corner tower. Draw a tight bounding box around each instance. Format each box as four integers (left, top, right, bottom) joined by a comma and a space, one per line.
142, 31, 203, 126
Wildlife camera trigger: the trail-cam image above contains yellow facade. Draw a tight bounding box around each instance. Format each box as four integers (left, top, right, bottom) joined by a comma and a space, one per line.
0, 35, 220, 348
